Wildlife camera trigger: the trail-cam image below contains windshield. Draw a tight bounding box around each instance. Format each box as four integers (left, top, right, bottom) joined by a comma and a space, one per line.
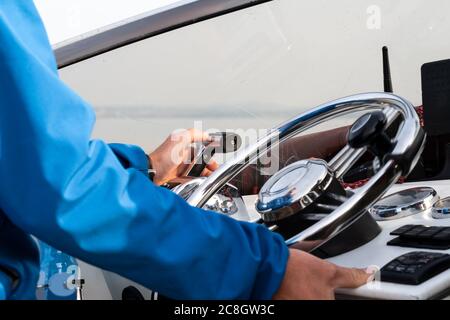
35, 0, 185, 45
58, 0, 449, 152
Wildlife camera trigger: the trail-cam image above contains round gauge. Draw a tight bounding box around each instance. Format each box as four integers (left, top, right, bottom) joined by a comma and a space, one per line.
432, 197, 450, 219
369, 187, 439, 221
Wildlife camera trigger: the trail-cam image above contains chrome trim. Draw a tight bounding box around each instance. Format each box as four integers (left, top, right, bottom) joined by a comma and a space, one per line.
329, 146, 366, 179
185, 92, 424, 251
183, 143, 207, 176
329, 107, 400, 178
54, 0, 272, 68
173, 178, 251, 221
256, 159, 334, 222
432, 197, 450, 219
203, 184, 250, 220
172, 177, 206, 199
369, 187, 439, 221
286, 160, 401, 247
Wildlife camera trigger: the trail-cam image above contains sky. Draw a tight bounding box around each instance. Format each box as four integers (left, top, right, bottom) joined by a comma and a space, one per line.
34, 0, 183, 44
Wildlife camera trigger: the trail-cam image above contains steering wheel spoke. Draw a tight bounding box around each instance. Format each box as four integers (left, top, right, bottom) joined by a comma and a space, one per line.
329, 106, 401, 179
329, 145, 366, 179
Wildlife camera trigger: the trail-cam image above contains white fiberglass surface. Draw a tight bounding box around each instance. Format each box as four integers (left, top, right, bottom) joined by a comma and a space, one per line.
34, 0, 186, 45
59, 0, 450, 151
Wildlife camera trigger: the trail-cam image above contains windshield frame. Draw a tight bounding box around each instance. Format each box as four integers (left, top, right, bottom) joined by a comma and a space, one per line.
54, 0, 272, 69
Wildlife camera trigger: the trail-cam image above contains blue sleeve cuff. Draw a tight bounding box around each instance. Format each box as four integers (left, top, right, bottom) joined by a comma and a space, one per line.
249, 227, 289, 300
108, 143, 149, 174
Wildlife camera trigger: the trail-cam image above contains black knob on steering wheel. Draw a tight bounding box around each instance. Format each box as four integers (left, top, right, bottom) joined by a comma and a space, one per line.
348, 111, 394, 159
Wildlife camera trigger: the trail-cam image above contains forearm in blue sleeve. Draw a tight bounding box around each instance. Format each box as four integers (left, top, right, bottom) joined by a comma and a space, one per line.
108, 143, 149, 173
0, 1, 288, 299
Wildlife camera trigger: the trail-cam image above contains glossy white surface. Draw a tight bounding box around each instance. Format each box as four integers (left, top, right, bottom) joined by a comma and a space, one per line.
331, 180, 450, 300
80, 180, 450, 300
246, 180, 450, 299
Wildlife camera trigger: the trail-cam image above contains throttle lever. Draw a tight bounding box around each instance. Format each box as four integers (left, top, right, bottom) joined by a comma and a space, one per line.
187, 132, 242, 177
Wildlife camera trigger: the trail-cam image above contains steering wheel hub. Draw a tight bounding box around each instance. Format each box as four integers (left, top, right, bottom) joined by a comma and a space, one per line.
256, 159, 334, 222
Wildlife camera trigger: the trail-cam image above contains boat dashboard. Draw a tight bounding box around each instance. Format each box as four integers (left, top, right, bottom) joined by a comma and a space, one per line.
327, 180, 450, 300
75, 91, 450, 301
77, 179, 450, 300
237, 180, 450, 300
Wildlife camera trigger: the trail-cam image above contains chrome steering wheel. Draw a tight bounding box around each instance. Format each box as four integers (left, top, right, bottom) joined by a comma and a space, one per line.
176, 93, 425, 252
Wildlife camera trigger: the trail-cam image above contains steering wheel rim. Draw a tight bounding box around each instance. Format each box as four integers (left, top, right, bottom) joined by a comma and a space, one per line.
180, 92, 425, 251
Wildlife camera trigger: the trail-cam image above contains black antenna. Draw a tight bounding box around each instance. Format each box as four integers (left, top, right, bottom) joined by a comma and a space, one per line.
383, 46, 393, 93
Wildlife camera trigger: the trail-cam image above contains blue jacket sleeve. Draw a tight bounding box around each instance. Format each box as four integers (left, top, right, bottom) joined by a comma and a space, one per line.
108, 143, 149, 174
0, 1, 288, 299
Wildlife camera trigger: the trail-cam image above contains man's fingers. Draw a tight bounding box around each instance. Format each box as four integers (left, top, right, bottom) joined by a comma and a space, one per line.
200, 160, 219, 177
201, 168, 213, 177
206, 159, 219, 171
170, 128, 212, 145
187, 128, 212, 143
333, 266, 372, 289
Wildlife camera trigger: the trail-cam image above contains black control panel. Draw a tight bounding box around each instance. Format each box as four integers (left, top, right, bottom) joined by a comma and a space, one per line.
381, 251, 450, 285
419, 59, 450, 180
388, 225, 450, 250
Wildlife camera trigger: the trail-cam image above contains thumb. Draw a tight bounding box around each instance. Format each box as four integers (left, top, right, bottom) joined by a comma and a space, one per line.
333, 266, 373, 289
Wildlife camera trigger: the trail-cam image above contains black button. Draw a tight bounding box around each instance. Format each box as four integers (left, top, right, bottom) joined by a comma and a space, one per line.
417, 258, 433, 264
381, 251, 450, 285
433, 231, 450, 241
388, 261, 399, 267
416, 227, 444, 239
399, 257, 419, 265
425, 253, 445, 259
391, 225, 416, 236
387, 227, 450, 250
402, 226, 428, 237
386, 265, 396, 271
398, 254, 421, 264
394, 265, 407, 272
405, 266, 418, 274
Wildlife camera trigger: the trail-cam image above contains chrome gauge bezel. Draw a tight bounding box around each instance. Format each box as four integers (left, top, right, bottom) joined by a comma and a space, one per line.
432, 197, 450, 219
255, 159, 334, 222
369, 187, 439, 221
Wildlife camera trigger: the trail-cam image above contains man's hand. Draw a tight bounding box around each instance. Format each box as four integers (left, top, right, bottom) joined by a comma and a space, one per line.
273, 249, 373, 300
149, 128, 219, 185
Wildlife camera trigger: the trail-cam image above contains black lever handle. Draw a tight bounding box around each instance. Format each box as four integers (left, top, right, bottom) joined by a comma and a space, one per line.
348, 111, 394, 159
208, 132, 242, 153
187, 132, 242, 177
187, 147, 216, 177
